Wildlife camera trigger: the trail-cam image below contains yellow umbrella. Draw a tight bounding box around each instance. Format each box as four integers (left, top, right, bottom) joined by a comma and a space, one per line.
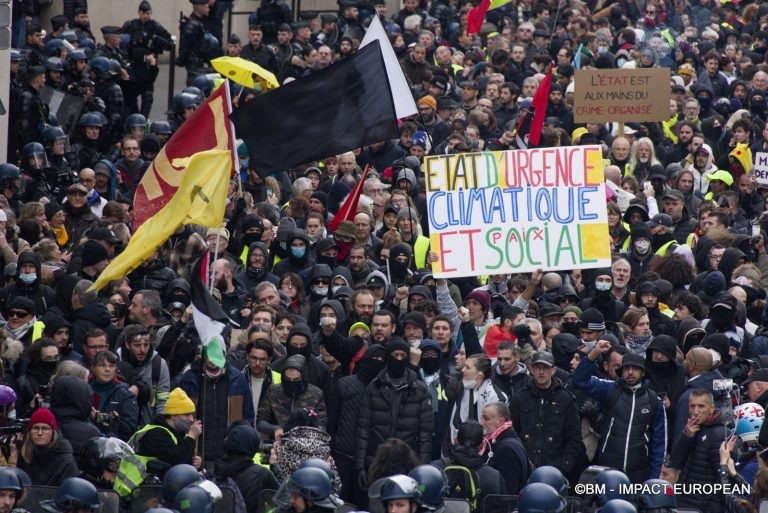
211, 56, 279, 91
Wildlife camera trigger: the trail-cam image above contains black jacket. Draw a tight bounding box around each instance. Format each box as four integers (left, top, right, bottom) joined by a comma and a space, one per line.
50, 376, 102, 471
356, 369, 433, 470
483, 428, 529, 495
491, 363, 528, 399
509, 377, 584, 475
670, 418, 727, 513
134, 420, 197, 472
432, 446, 506, 511
215, 454, 279, 512
328, 373, 367, 459
19, 434, 79, 486
69, 301, 117, 353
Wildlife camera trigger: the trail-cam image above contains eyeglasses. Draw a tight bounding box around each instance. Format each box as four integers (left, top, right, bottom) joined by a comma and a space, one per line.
313, 279, 330, 285
31, 425, 53, 433
8, 311, 30, 318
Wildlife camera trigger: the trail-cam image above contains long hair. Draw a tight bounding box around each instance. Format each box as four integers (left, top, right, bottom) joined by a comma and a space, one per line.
368, 438, 419, 483
21, 426, 59, 463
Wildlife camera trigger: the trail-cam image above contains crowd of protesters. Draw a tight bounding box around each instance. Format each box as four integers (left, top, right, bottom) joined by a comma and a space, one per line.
10, 0, 768, 511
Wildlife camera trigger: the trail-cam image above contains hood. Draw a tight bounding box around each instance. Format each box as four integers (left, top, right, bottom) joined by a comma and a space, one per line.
284, 354, 307, 376
552, 333, 580, 370
95, 158, 117, 199
50, 375, 94, 421
693, 237, 718, 271
287, 322, 312, 345
719, 247, 747, 285
678, 316, 706, 352
16, 251, 41, 281
320, 298, 347, 327
645, 334, 676, 361
225, 424, 260, 456
246, 242, 269, 265
365, 269, 390, 289
309, 263, 333, 282
331, 266, 353, 288
42, 313, 72, 337
165, 277, 191, 302
70, 301, 112, 325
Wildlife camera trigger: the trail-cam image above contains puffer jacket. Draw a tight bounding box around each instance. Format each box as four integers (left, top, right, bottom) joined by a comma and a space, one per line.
355, 368, 433, 470
670, 415, 727, 513
509, 377, 584, 475
128, 258, 178, 296
328, 373, 367, 459
50, 376, 102, 470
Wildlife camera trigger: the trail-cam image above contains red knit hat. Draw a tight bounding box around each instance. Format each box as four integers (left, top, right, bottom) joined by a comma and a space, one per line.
30, 408, 57, 431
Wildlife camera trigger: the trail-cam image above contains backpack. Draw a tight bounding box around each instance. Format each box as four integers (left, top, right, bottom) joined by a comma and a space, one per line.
441, 460, 481, 511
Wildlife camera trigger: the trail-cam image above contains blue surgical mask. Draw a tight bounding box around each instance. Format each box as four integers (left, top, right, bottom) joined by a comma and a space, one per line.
291, 247, 306, 258
18, 273, 36, 284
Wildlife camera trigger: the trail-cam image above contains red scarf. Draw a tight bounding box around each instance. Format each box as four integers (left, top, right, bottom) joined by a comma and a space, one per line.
479, 420, 513, 456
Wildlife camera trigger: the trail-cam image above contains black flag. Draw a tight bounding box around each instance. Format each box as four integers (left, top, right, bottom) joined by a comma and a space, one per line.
231, 40, 399, 176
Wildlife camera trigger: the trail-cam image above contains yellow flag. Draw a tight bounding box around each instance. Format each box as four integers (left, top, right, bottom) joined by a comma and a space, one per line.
91, 149, 232, 291
489, 0, 513, 9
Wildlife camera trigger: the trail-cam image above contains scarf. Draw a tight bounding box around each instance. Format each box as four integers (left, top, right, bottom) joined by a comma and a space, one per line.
479, 420, 514, 456
87, 189, 101, 206
51, 225, 68, 247
5, 319, 35, 341
626, 333, 654, 354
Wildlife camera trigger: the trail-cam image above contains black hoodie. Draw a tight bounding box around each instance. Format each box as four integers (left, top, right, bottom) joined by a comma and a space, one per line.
0, 251, 56, 316
273, 231, 313, 276
50, 376, 102, 469
234, 242, 280, 291
645, 335, 685, 433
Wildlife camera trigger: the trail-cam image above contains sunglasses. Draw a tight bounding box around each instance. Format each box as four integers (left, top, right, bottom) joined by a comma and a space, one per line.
8, 311, 29, 318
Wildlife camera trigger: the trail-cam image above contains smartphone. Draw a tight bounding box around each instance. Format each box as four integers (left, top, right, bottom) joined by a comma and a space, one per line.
266, 187, 273, 198
753, 224, 761, 238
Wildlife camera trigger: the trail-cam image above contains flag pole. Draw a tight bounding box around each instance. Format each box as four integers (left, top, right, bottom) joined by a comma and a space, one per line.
549, 0, 564, 48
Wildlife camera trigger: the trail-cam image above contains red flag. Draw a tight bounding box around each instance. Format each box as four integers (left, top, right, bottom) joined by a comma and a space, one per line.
528, 65, 553, 147
467, 0, 491, 34
327, 166, 371, 233
132, 83, 236, 229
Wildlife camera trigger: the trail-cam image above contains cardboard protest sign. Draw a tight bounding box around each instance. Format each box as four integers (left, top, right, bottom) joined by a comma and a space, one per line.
573, 68, 670, 123
755, 152, 768, 186
424, 145, 611, 279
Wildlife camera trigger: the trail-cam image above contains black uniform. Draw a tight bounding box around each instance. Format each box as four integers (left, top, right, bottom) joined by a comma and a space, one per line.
121, 17, 174, 116
178, 12, 219, 85
18, 83, 49, 146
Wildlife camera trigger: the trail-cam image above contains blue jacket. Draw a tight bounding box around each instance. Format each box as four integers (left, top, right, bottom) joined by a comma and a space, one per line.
573, 356, 666, 481
177, 364, 255, 424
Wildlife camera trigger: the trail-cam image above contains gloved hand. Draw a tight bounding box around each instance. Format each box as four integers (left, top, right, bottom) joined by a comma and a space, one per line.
513, 323, 532, 346
357, 472, 368, 490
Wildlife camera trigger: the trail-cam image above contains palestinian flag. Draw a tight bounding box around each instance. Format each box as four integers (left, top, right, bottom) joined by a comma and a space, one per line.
191, 251, 233, 346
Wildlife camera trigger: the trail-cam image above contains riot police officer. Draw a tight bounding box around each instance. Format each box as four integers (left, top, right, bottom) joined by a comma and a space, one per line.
121, 1, 174, 117
70, 112, 105, 170
88, 57, 124, 146
178, 0, 221, 85
39, 477, 100, 513
17, 66, 49, 148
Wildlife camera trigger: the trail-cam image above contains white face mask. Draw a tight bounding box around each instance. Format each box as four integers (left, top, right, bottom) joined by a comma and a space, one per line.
462, 378, 477, 390
312, 286, 329, 296
595, 281, 612, 292
635, 240, 651, 254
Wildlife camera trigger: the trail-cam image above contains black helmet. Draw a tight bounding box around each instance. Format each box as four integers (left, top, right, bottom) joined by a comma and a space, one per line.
171, 92, 200, 116
67, 49, 88, 64
636, 480, 676, 511
79, 112, 104, 128
181, 86, 204, 105
528, 466, 568, 496
41, 477, 100, 513
125, 113, 147, 131
10, 49, 24, 63
191, 75, 215, 97
21, 142, 49, 170
599, 499, 638, 513
162, 464, 203, 504
45, 39, 66, 57
408, 465, 446, 509
300, 458, 334, 480
595, 469, 631, 505
287, 467, 334, 503
149, 121, 173, 136
88, 56, 112, 78
42, 126, 69, 152
6, 468, 31, 488
45, 57, 65, 72
0, 467, 22, 495
379, 475, 421, 502
0, 164, 20, 181
517, 483, 567, 513
173, 485, 213, 513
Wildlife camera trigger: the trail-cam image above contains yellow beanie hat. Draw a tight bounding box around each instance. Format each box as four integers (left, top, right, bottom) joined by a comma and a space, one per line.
164, 388, 196, 415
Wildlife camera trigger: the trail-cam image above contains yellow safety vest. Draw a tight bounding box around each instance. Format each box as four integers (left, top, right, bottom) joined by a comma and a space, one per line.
414, 236, 430, 269
655, 240, 677, 256
114, 424, 178, 497
31, 320, 45, 344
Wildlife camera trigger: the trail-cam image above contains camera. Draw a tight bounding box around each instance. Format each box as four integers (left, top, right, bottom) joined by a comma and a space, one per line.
94, 411, 118, 425
260, 443, 274, 461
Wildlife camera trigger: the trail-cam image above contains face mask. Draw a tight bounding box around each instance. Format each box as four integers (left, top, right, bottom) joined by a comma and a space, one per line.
385, 353, 408, 379
421, 358, 440, 375
113, 302, 127, 319
312, 286, 329, 296
463, 378, 477, 389
561, 321, 579, 335
331, 285, 343, 295
174, 419, 192, 433
39, 360, 58, 375
710, 307, 733, 327
287, 343, 310, 358
634, 240, 651, 254
582, 340, 597, 350
390, 258, 410, 279
697, 95, 711, 112
597, 46, 608, 54
204, 367, 223, 379
242, 233, 262, 247
247, 265, 264, 276
282, 379, 307, 398
595, 281, 612, 292
291, 247, 306, 259
357, 357, 384, 382
18, 273, 36, 284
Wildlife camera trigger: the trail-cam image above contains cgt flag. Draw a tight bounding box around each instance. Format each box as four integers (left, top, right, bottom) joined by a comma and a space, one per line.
133, 82, 236, 229
91, 149, 232, 291
231, 40, 399, 177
